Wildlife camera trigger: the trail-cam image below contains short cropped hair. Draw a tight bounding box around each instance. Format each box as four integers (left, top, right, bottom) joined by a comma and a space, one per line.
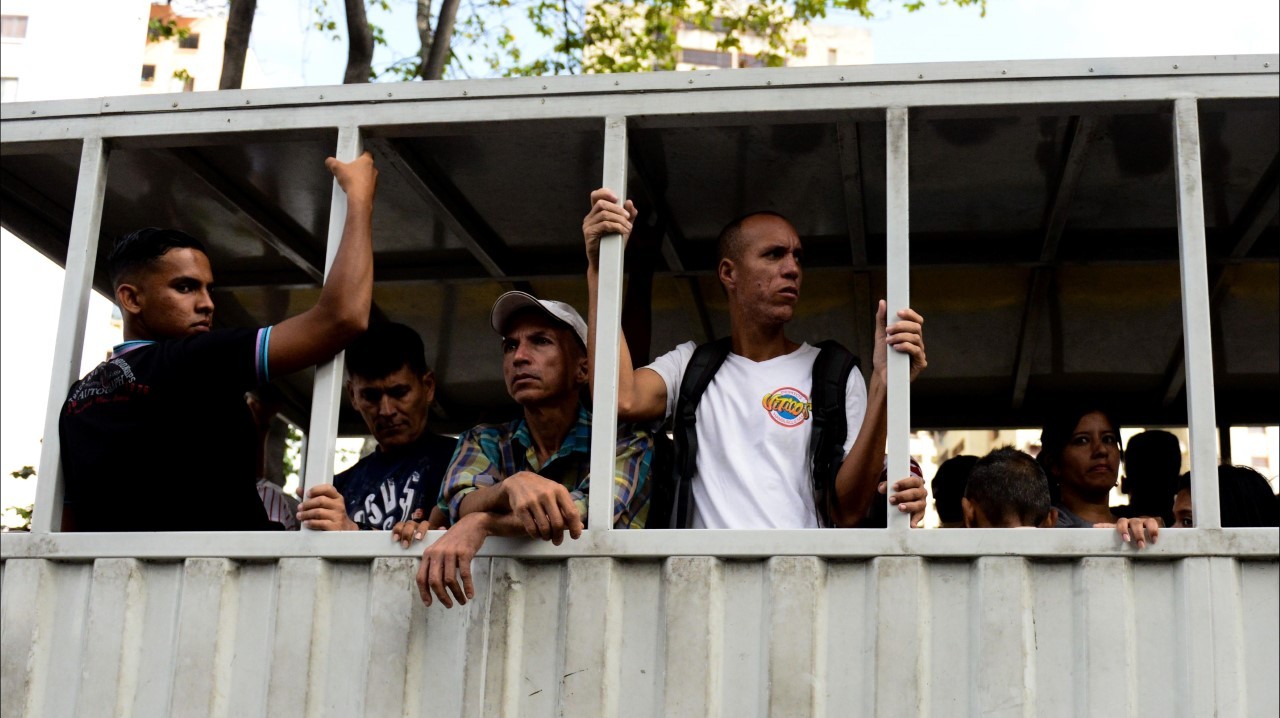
716, 210, 789, 263
108, 228, 207, 289
344, 322, 430, 380
932, 455, 979, 524
966, 448, 1052, 527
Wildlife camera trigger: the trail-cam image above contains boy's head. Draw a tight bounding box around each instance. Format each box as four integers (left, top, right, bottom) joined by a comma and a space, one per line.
963, 448, 1057, 528
932, 454, 979, 527
109, 228, 215, 340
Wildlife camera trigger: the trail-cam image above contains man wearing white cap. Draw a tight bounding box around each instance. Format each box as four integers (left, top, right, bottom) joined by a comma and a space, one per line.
415, 291, 652, 607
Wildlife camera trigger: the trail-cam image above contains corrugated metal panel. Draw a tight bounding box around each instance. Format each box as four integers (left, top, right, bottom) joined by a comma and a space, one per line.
3, 555, 1276, 717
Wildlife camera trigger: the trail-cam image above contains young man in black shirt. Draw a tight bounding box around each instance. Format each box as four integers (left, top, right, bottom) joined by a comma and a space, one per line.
59, 153, 378, 531
296, 323, 456, 532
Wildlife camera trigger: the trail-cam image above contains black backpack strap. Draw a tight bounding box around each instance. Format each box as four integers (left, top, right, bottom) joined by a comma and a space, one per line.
667, 337, 733, 529
809, 340, 860, 527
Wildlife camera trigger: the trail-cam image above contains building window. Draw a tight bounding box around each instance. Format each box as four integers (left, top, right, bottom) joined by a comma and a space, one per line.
178, 32, 200, 50
794, 43, 807, 58
738, 53, 765, 69
141, 65, 156, 83
680, 48, 732, 68
183, 75, 195, 92
1, 77, 18, 103
827, 48, 838, 65
1, 15, 28, 39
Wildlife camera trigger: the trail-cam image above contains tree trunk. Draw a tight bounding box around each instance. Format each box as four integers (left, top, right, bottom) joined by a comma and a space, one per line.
415, 0, 433, 80
423, 0, 461, 80
219, 0, 256, 90
343, 0, 374, 84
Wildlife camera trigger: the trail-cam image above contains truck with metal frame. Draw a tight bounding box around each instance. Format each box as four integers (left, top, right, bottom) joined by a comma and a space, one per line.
1, 54, 1277, 717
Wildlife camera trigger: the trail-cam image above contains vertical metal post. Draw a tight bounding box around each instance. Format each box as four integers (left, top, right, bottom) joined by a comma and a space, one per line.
885, 107, 911, 532
301, 126, 363, 524
588, 116, 628, 533
32, 137, 109, 534
1172, 98, 1221, 529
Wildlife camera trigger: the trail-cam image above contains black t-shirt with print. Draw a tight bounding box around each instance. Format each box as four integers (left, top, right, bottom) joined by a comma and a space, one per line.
332, 432, 457, 530
59, 329, 276, 531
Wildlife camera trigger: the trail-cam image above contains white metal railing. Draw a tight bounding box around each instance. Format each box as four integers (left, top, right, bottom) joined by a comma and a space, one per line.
300, 125, 363, 532
3, 56, 1277, 557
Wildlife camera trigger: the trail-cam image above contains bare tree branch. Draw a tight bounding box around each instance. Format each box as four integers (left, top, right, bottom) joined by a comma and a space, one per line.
416, 0, 434, 79
343, 0, 374, 83
219, 0, 256, 90
424, 0, 462, 80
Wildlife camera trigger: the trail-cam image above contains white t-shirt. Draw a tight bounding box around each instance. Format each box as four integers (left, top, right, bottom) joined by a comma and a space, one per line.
644, 341, 867, 528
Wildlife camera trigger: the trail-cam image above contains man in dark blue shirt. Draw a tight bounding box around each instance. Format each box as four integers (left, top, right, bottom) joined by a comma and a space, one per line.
297, 323, 456, 531
59, 153, 378, 532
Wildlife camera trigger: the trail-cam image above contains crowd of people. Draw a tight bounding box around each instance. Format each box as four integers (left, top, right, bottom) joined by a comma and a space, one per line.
57, 154, 1279, 609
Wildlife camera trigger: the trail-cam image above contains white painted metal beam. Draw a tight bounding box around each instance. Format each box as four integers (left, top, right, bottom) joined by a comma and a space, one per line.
3, 75, 1276, 148
3, 55, 1274, 123
1172, 98, 1222, 530
300, 126, 363, 516
32, 137, 109, 534
885, 107, 911, 532
588, 116, 629, 533
6, 527, 1274, 561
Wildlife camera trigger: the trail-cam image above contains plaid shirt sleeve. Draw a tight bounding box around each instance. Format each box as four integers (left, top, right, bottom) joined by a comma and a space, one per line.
438, 426, 505, 526
567, 424, 653, 529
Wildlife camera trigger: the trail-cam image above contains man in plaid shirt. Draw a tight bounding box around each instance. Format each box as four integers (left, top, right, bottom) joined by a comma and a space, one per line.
414, 291, 652, 608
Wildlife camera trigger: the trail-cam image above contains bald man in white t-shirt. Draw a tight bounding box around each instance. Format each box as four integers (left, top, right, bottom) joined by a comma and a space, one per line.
583, 190, 929, 528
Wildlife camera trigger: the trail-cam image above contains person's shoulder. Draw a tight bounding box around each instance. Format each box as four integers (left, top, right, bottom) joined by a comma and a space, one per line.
149, 327, 262, 364
334, 450, 376, 486
455, 419, 519, 444
176, 327, 261, 347
649, 340, 698, 365
793, 341, 822, 360
423, 431, 461, 463
426, 431, 459, 452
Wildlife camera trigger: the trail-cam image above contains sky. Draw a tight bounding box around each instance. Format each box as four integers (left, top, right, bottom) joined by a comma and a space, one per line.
242, 0, 1280, 86
1, 0, 1277, 521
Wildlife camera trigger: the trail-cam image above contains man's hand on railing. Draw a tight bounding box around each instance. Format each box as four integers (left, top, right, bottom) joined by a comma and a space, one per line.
500, 471, 584, 545
873, 301, 927, 383
417, 512, 490, 608
880, 475, 927, 528
391, 507, 448, 549
297, 484, 358, 531
583, 187, 637, 270
1095, 517, 1161, 549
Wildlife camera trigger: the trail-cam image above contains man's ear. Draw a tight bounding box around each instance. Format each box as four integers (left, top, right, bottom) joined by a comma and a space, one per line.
345, 379, 357, 407
116, 283, 142, 316
961, 497, 977, 528
1041, 508, 1059, 529
421, 371, 436, 405
717, 257, 735, 292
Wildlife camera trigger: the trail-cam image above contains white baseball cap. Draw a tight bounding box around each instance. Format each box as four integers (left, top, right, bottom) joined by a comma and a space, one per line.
490, 291, 588, 349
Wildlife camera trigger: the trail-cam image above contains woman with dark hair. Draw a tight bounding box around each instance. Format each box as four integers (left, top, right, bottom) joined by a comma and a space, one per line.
1171, 465, 1280, 528
1037, 405, 1160, 547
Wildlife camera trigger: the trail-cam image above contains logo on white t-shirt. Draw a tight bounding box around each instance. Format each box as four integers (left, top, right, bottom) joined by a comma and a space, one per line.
761, 387, 813, 427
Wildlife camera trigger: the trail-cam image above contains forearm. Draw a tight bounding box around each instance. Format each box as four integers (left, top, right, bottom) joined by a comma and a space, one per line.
832, 370, 887, 527
315, 198, 374, 335
587, 266, 641, 418
474, 510, 536, 538
456, 484, 509, 518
